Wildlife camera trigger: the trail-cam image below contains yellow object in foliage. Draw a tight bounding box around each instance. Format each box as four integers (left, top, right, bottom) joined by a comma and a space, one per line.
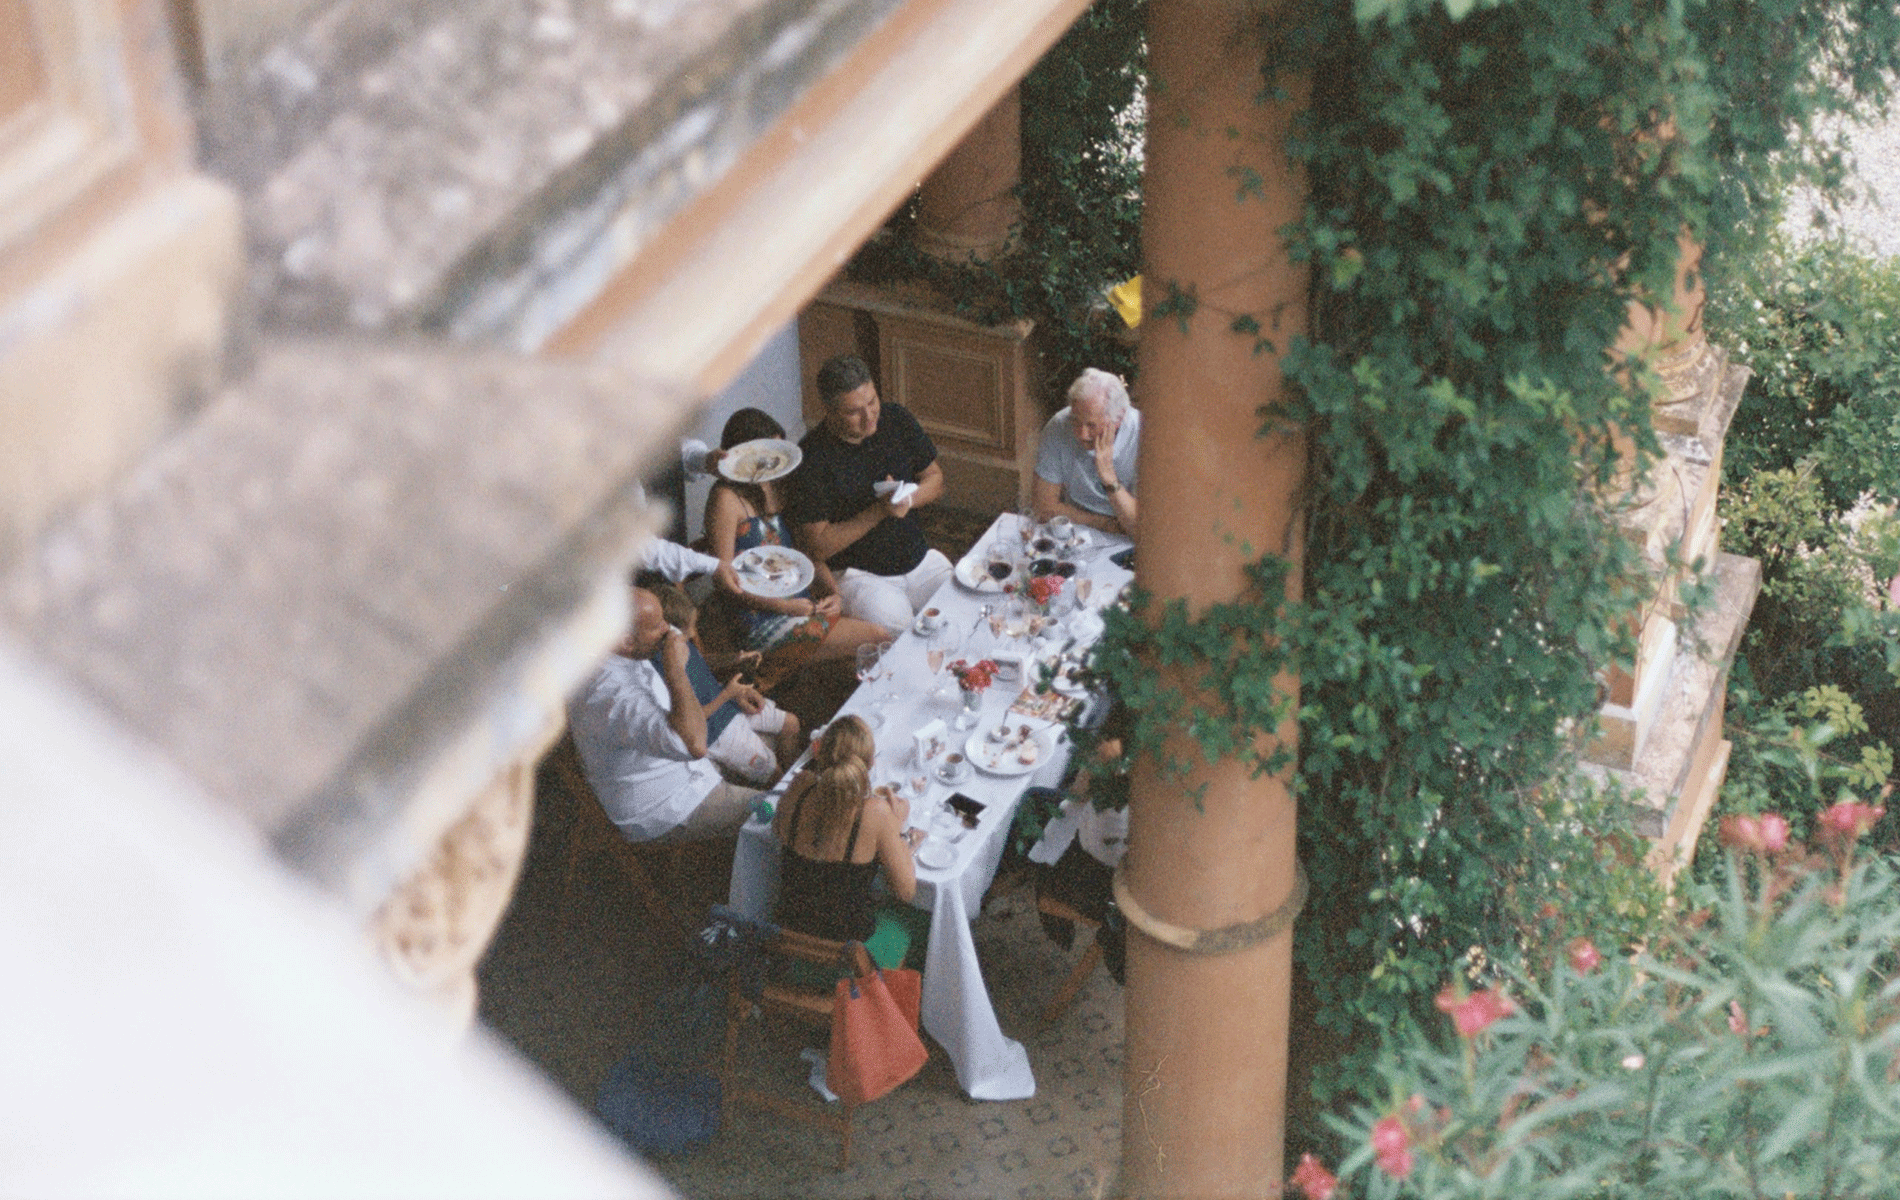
1107, 276, 1142, 329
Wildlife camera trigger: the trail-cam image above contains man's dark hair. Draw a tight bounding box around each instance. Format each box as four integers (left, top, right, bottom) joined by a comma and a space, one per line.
815, 354, 873, 407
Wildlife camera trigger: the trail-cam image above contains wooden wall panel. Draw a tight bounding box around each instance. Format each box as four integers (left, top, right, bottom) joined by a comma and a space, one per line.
883, 324, 1009, 453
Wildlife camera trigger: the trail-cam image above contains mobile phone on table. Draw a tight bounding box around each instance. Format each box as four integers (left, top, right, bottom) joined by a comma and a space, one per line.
946, 792, 985, 828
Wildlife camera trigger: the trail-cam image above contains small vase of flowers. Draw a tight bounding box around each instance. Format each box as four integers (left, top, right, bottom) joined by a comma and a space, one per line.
950, 658, 997, 728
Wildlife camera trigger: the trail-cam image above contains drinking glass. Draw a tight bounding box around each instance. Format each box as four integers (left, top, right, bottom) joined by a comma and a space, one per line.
855, 644, 885, 727
877, 640, 899, 706
1002, 598, 1030, 641
985, 545, 1015, 587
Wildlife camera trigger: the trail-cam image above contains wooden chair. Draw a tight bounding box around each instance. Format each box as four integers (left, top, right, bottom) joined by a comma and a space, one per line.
547, 734, 694, 940
1036, 893, 1104, 1023
719, 930, 876, 1168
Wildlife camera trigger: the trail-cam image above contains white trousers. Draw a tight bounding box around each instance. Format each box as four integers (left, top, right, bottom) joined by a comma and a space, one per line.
707, 699, 792, 787
837, 549, 954, 633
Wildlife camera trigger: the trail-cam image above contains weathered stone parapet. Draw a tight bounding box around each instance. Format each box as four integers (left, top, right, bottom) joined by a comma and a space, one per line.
0, 341, 679, 908
196, 0, 907, 338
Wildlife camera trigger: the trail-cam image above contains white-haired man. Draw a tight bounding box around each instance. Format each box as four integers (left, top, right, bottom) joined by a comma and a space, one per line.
1032, 368, 1139, 538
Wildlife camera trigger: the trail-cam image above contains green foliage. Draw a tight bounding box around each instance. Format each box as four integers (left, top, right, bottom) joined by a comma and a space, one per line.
848, 0, 1145, 393
1708, 237, 1900, 512
1326, 819, 1900, 1199
1701, 237, 1900, 884
1074, 0, 1900, 1120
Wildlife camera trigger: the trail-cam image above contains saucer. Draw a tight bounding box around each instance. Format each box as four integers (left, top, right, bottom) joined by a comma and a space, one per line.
915, 836, 955, 871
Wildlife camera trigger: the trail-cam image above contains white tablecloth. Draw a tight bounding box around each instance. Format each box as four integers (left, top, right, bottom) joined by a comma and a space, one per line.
728, 514, 1132, 1101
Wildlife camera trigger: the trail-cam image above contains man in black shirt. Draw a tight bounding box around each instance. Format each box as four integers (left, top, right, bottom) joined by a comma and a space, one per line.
786, 354, 952, 632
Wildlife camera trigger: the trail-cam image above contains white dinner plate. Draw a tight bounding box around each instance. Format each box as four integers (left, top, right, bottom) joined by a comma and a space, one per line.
953, 552, 1010, 593
915, 837, 955, 871
717, 438, 802, 484
965, 726, 1053, 776
732, 544, 814, 599
1050, 659, 1091, 698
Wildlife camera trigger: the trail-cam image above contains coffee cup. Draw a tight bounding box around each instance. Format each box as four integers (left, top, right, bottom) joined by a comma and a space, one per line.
1047, 515, 1074, 541
917, 606, 944, 632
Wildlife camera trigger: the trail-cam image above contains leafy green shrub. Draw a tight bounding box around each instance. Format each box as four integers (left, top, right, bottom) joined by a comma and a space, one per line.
1705, 239, 1900, 793
1708, 237, 1900, 511
1303, 798, 1899, 1200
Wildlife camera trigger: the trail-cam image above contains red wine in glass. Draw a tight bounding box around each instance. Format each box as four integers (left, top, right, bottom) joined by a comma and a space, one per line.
987, 558, 1013, 583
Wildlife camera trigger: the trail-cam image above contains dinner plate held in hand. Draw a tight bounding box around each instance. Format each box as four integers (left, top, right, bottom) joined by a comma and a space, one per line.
717, 438, 802, 484
732, 544, 814, 598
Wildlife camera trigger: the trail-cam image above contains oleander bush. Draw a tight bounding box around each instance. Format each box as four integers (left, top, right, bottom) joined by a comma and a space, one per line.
1299, 797, 1899, 1200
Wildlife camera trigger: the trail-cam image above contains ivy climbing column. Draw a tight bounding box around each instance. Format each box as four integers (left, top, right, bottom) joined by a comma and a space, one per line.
1120, 0, 1309, 1196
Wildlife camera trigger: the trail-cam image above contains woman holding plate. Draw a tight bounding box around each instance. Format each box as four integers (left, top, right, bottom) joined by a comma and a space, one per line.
706, 409, 885, 685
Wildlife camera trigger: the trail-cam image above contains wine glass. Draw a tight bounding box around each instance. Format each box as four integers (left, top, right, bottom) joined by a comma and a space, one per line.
877, 639, 899, 706
1002, 597, 1031, 641
985, 544, 1015, 588
855, 644, 886, 727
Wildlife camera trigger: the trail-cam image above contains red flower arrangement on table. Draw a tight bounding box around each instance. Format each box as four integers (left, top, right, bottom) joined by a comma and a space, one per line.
1025, 573, 1064, 611
950, 659, 998, 693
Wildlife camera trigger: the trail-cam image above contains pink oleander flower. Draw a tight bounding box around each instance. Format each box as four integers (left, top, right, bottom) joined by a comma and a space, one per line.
1371, 1115, 1414, 1179
1757, 813, 1790, 853
1719, 814, 1764, 853
1567, 937, 1602, 974
1728, 1000, 1749, 1036
1288, 1152, 1338, 1200
1817, 801, 1885, 844
1436, 984, 1515, 1038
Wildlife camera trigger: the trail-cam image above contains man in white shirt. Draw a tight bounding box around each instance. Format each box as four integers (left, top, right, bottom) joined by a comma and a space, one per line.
568, 587, 786, 842
1032, 368, 1140, 538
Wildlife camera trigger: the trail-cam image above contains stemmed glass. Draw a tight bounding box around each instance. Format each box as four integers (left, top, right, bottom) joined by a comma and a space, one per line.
876, 639, 899, 708
1002, 597, 1031, 642
855, 643, 886, 728
925, 625, 953, 701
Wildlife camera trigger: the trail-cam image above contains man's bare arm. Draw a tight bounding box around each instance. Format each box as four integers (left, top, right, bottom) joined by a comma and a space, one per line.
658, 630, 709, 757
1032, 474, 1124, 535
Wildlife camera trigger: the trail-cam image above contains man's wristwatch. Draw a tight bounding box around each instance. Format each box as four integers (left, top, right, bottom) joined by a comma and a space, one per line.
1102, 479, 1121, 494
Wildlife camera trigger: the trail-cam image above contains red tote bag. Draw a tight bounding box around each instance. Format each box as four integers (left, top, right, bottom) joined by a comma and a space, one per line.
827, 957, 926, 1106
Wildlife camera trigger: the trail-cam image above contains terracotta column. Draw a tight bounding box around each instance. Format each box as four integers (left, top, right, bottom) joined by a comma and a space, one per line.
1120, 0, 1308, 1196
914, 85, 1022, 263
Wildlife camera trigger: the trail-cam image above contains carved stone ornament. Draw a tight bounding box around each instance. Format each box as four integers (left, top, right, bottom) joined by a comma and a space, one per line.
368, 753, 538, 1028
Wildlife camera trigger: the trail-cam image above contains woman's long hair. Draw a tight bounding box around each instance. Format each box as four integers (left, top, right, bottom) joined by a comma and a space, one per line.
799, 715, 874, 852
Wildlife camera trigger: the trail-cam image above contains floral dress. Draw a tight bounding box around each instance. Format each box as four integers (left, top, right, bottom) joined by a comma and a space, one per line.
730, 504, 834, 652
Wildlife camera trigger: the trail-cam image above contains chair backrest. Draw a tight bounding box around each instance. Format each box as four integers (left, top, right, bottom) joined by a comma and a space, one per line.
548, 732, 695, 939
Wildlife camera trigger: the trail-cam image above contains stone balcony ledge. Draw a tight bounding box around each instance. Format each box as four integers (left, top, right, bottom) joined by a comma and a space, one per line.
198, 0, 904, 339
1, 341, 681, 906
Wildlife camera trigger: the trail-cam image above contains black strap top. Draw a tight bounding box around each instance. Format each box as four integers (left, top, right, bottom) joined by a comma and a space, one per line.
775, 790, 881, 943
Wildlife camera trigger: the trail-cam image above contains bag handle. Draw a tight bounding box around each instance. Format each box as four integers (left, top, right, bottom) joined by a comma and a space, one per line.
843, 939, 875, 981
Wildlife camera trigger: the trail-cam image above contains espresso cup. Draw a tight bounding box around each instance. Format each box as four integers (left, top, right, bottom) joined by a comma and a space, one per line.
918, 606, 944, 632
1047, 515, 1074, 540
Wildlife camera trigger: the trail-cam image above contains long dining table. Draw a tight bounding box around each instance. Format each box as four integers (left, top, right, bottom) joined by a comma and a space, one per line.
726, 512, 1134, 1101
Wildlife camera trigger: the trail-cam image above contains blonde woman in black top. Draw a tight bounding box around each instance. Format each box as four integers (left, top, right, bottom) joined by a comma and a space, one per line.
771, 715, 928, 967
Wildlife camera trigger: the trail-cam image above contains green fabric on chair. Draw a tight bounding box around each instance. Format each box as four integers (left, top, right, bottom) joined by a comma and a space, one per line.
866, 905, 931, 971
784, 905, 931, 988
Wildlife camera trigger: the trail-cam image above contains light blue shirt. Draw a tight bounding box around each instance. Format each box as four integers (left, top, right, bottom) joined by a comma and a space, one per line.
1034, 406, 1140, 518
